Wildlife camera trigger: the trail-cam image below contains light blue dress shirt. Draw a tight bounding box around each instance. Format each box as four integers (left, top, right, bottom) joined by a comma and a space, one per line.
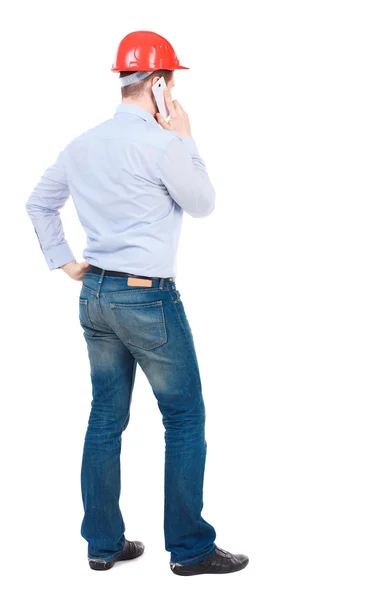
25, 103, 215, 277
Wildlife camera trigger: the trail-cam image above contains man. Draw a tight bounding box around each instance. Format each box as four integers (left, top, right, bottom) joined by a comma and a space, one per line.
25, 30, 249, 576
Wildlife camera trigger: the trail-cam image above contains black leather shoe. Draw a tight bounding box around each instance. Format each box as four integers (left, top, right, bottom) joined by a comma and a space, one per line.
170, 545, 249, 576
88, 540, 145, 571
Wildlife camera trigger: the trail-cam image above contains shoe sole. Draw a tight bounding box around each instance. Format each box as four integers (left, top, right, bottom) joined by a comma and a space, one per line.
89, 550, 144, 570
172, 557, 249, 576
89, 560, 115, 571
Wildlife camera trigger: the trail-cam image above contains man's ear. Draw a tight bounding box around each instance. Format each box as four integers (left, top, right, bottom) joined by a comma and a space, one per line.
150, 76, 160, 87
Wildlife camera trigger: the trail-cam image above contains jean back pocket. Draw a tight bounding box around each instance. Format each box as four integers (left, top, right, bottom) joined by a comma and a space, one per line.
109, 299, 167, 350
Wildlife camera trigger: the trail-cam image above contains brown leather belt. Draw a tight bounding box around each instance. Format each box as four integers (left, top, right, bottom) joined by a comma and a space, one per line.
87, 264, 174, 287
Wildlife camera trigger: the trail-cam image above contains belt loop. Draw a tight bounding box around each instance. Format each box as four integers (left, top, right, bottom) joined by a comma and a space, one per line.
97, 268, 106, 292
159, 277, 165, 290
98, 269, 106, 284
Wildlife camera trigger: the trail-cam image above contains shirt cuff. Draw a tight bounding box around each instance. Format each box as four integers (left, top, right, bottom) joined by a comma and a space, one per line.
44, 243, 76, 270
181, 136, 200, 157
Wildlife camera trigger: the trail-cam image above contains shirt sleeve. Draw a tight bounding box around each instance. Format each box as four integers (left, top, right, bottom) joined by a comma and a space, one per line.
25, 147, 76, 270
156, 135, 216, 218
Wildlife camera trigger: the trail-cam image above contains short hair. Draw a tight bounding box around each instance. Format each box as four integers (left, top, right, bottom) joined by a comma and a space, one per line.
120, 69, 174, 99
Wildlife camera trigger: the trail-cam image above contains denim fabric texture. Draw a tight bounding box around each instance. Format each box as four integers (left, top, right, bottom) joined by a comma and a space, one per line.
79, 268, 217, 565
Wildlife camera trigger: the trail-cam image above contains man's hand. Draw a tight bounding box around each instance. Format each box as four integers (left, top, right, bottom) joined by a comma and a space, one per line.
60, 259, 90, 281
155, 88, 192, 138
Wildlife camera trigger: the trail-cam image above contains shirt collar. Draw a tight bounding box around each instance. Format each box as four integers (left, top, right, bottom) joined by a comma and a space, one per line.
114, 103, 158, 128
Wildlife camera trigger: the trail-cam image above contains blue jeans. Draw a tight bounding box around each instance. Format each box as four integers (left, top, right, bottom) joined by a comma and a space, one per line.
79, 269, 217, 565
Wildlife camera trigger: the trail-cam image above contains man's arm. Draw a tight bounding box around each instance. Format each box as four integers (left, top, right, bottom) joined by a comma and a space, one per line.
25, 147, 76, 270
156, 135, 216, 218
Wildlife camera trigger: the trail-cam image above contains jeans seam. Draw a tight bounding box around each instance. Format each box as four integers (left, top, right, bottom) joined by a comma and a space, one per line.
81, 283, 160, 295
172, 299, 199, 374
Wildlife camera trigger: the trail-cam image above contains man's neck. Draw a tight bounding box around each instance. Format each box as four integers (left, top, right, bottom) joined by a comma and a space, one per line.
121, 98, 155, 117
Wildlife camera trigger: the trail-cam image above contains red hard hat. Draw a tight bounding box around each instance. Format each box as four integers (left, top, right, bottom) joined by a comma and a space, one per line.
111, 31, 189, 72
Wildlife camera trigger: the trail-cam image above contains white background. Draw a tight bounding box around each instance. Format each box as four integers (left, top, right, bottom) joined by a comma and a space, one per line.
2, 0, 381, 598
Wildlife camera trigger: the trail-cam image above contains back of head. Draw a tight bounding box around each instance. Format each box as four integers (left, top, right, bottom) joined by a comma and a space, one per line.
120, 70, 174, 100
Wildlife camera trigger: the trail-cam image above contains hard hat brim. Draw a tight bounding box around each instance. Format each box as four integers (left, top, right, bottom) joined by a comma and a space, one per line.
111, 65, 189, 73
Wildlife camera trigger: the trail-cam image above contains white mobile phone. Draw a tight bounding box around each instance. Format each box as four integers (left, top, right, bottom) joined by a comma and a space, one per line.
152, 76, 170, 120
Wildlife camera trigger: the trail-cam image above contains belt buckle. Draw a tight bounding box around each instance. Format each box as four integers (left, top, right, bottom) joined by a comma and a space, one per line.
127, 277, 153, 287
